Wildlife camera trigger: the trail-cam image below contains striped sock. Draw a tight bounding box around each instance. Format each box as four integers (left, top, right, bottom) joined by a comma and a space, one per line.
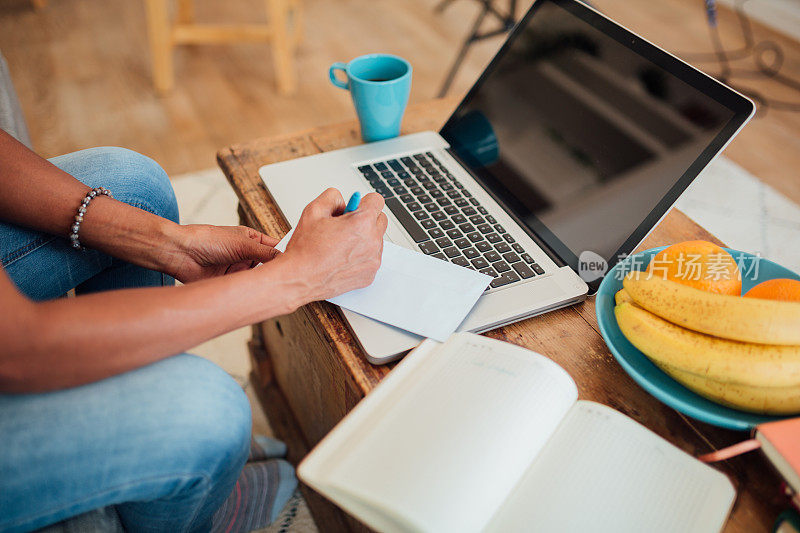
247, 435, 288, 462
211, 460, 297, 533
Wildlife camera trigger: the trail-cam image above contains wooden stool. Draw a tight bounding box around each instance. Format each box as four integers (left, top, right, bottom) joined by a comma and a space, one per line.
143, 0, 303, 95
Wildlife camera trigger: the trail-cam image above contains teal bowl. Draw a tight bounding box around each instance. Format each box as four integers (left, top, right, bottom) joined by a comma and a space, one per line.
596, 247, 800, 431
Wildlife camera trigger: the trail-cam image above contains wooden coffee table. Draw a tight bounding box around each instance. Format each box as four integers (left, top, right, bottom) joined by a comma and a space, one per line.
218, 98, 789, 532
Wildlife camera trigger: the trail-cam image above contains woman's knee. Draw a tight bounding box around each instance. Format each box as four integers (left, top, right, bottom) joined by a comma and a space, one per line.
155, 355, 252, 474
116, 356, 252, 530
50, 147, 179, 224
88, 147, 178, 224
0, 355, 250, 532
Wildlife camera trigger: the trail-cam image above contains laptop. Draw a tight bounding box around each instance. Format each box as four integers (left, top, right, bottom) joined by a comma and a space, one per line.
259, 0, 755, 364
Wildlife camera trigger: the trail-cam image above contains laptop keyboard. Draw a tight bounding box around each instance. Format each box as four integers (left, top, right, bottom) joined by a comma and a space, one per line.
357, 152, 545, 290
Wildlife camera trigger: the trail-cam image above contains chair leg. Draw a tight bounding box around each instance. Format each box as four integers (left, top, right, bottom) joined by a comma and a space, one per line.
289, 0, 304, 49
177, 0, 194, 24
144, 0, 174, 94
267, 0, 297, 95
438, 3, 489, 97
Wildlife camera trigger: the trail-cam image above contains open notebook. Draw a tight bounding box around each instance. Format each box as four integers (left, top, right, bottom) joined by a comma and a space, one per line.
299, 333, 736, 533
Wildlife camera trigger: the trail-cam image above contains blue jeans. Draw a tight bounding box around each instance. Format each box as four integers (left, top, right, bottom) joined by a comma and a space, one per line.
0, 148, 251, 533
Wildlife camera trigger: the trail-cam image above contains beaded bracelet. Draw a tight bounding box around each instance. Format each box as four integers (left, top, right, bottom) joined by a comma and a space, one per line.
70, 187, 113, 250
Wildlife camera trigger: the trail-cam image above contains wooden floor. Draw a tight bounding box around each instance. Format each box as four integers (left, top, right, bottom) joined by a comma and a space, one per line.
599, 0, 800, 207
1, 0, 799, 205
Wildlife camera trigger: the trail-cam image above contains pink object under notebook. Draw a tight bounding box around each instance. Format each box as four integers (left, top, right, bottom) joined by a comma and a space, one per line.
700, 417, 800, 500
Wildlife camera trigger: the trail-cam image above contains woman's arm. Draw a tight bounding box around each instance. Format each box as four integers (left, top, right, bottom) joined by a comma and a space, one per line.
0, 129, 185, 272
0, 259, 300, 392
0, 129, 278, 280
0, 189, 387, 393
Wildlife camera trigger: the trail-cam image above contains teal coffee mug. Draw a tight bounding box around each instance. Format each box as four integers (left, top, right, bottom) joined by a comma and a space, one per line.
329, 54, 412, 143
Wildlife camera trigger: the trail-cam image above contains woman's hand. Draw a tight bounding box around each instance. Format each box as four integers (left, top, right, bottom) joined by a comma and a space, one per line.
165, 224, 281, 283
275, 188, 387, 303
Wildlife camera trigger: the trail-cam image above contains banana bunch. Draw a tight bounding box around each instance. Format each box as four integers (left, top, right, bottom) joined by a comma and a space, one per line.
614, 272, 800, 414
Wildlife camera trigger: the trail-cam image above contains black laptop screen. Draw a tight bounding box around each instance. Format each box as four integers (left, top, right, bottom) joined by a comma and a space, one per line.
440, 0, 752, 282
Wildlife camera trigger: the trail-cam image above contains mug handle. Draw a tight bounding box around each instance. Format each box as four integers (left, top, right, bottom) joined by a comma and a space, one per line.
329, 62, 349, 90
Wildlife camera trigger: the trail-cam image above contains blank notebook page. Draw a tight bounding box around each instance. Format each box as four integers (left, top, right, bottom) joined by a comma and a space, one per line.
326, 335, 578, 532
486, 402, 735, 533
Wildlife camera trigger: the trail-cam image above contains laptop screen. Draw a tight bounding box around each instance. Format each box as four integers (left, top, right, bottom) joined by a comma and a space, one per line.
440, 0, 753, 283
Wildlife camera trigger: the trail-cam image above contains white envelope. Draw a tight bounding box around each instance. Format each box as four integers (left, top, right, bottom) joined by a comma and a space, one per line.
274, 230, 491, 341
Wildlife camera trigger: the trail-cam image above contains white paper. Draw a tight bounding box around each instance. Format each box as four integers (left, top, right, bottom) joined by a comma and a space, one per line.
274, 230, 492, 341
485, 401, 735, 533
297, 334, 579, 533
326, 334, 578, 532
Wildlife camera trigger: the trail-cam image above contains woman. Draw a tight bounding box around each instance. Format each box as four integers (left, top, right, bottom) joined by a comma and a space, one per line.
0, 128, 386, 532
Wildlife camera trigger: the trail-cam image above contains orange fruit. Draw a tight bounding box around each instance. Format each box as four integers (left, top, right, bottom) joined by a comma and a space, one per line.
744, 278, 800, 302
646, 240, 741, 295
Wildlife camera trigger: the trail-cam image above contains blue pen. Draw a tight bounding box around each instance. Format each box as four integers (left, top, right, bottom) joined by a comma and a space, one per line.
344, 191, 362, 213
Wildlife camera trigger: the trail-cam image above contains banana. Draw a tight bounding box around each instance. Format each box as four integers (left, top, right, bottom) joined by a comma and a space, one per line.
614, 288, 633, 305
623, 272, 800, 345
657, 362, 800, 415
614, 302, 800, 387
